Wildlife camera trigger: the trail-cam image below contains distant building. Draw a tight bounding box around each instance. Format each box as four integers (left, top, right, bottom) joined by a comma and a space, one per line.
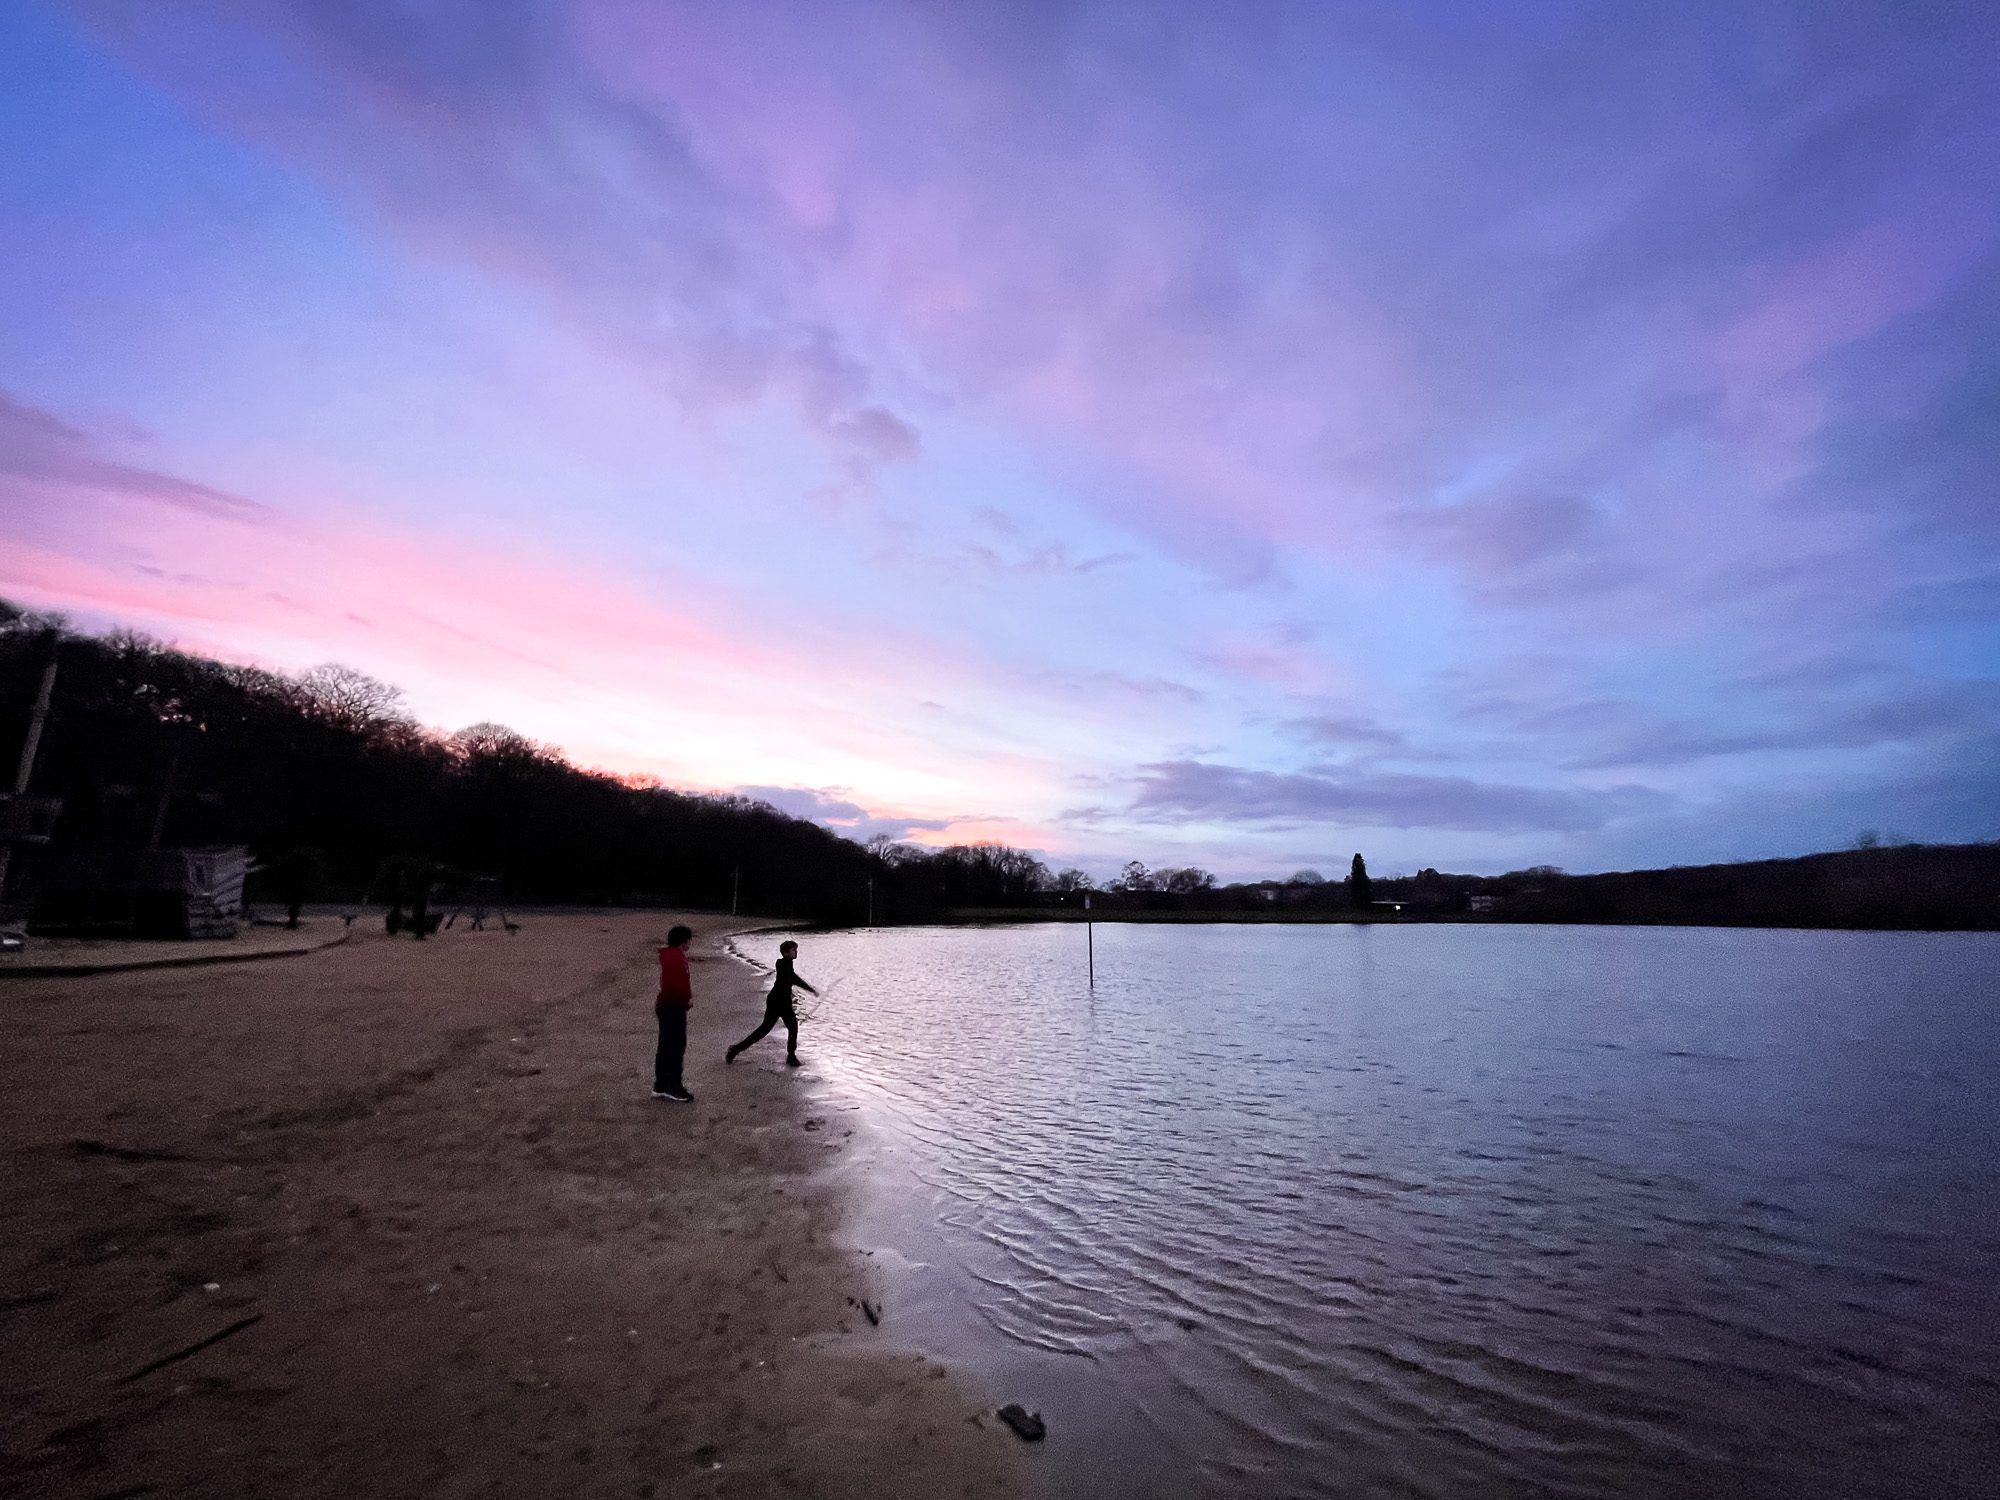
1468, 894, 1499, 913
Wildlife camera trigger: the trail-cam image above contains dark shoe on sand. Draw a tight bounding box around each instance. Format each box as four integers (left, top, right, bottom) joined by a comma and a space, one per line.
785, 1055, 802, 1068
725, 1046, 740, 1064
653, 1088, 694, 1102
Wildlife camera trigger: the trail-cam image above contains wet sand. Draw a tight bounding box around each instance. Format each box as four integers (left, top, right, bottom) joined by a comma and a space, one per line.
0, 912, 1022, 1499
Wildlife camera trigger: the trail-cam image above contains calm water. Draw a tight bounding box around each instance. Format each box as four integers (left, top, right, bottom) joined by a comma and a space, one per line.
747, 923, 2000, 1499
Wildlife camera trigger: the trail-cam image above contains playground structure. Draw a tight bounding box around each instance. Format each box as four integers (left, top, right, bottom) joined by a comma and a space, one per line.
368, 857, 520, 940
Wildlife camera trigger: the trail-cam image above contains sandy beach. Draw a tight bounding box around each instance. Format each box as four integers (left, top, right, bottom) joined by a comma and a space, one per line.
0, 911, 1023, 1499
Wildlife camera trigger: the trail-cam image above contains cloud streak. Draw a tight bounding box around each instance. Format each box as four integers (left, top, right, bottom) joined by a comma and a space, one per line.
731, 784, 953, 844
1115, 760, 1672, 836
0, 392, 265, 521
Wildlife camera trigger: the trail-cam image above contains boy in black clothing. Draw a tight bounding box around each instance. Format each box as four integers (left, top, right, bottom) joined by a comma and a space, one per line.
726, 939, 818, 1067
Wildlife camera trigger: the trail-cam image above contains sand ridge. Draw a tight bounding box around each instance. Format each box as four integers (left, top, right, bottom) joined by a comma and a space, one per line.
0, 911, 1023, 1498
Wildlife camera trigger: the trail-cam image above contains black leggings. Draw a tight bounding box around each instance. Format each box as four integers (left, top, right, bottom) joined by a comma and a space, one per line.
733, 998, 798, 1056
654, 1005, 687, 1093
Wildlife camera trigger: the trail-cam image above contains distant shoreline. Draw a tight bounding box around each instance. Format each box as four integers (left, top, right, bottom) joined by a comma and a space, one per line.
263, 896, 1996, 936
917, 907, 2000, 933
918, 841, 1999, 933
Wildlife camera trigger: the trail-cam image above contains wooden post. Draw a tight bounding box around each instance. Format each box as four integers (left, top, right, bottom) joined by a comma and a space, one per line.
146, 752, 180, 851
866, 876, 874, 927
9, 635, 57, 796
1085, 891, 1094, 989
0, 632, 59, 897
731, 865, 739, 917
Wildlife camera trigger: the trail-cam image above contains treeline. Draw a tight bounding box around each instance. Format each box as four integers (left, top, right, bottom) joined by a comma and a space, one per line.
1457, 845, 2000, 930
5, 607, 1993, 932
0, 606, 990, 924
972, 849, 2000, 930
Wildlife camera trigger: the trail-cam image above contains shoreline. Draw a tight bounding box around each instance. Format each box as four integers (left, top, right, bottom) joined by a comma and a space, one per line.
0, 910, 1022, 1498
879, 909, 2000, 933
822, 1058, 1184, 1500
0, 923, 352, 978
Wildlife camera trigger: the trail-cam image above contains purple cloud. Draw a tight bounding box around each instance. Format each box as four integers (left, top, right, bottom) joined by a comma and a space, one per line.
1284, 712, 1409, 755
84, 0, 922, 503
733, 784, 953, 844
1055, 671, 1204, 705
1392, 492, 1634, 607
1120, 760, 1671, 835
0, 391, 264, 521
1565, 682, 2000, 770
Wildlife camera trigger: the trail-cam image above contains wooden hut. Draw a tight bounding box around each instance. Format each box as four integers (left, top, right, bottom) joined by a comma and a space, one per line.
32, 845, 253, 939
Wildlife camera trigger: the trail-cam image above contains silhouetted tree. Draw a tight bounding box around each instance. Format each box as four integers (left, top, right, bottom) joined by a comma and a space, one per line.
1290, 868, 1325, 885
893, 842, 1049, 907
864, 832, 920, 864
292, 664, 412, 737
1160, 866, 1217, 894
1349, 853, 1373, 908
449, 722, 543, 766
1050, 868, 1096, 892
1116, 860, 1155, 892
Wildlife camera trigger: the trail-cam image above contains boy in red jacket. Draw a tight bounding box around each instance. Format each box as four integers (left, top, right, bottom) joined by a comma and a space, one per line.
653, 924, 694, 1102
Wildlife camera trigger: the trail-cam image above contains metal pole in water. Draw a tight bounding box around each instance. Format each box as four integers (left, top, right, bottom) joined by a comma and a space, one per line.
1085, 891, 1094, 989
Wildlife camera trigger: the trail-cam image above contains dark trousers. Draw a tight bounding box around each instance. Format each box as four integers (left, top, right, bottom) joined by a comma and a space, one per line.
733, 999, 798, 1057
654, 1004, 687, 1092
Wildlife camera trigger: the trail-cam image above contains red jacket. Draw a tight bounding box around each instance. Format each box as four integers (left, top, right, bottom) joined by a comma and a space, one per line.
657, 945, 692, 1008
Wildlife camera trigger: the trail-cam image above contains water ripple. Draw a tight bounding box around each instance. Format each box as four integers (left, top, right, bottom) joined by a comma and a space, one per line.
787, 923, 2000, 1499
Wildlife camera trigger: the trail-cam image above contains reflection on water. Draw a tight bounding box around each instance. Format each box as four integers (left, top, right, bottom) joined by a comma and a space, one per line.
778, 923, 2000, 1499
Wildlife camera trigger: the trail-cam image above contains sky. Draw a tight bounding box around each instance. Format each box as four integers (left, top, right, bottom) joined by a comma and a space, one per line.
1, 0, 1997, 880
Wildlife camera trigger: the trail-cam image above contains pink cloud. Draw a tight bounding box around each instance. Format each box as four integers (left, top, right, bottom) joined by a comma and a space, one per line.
897, 814, 1060, 853
1712, 215, 1989, 485
2, 484, 934, 797
0, 392, 266, 521
83, 0, 923, 510
1191, 625, 1357, 699
1716, 220, 1972, 391
0, 393, 1107, 833
578, 2, 1424, 571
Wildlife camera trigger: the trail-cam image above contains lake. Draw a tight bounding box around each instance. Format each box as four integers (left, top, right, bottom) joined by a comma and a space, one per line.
764, 923, 2000, 1499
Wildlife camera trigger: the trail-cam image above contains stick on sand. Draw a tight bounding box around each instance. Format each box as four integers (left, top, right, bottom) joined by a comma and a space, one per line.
117, 1314, 263, 1384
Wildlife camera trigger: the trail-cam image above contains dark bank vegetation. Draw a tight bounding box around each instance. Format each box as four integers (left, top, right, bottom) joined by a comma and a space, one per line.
1441, 844, 2000, 930
0, 607, 879, 923
987, 847, 2000, 930
3, 605, 1994, 931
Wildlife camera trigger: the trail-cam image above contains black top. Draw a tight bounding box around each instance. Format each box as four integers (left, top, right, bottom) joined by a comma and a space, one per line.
768, 956, 817, 1004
